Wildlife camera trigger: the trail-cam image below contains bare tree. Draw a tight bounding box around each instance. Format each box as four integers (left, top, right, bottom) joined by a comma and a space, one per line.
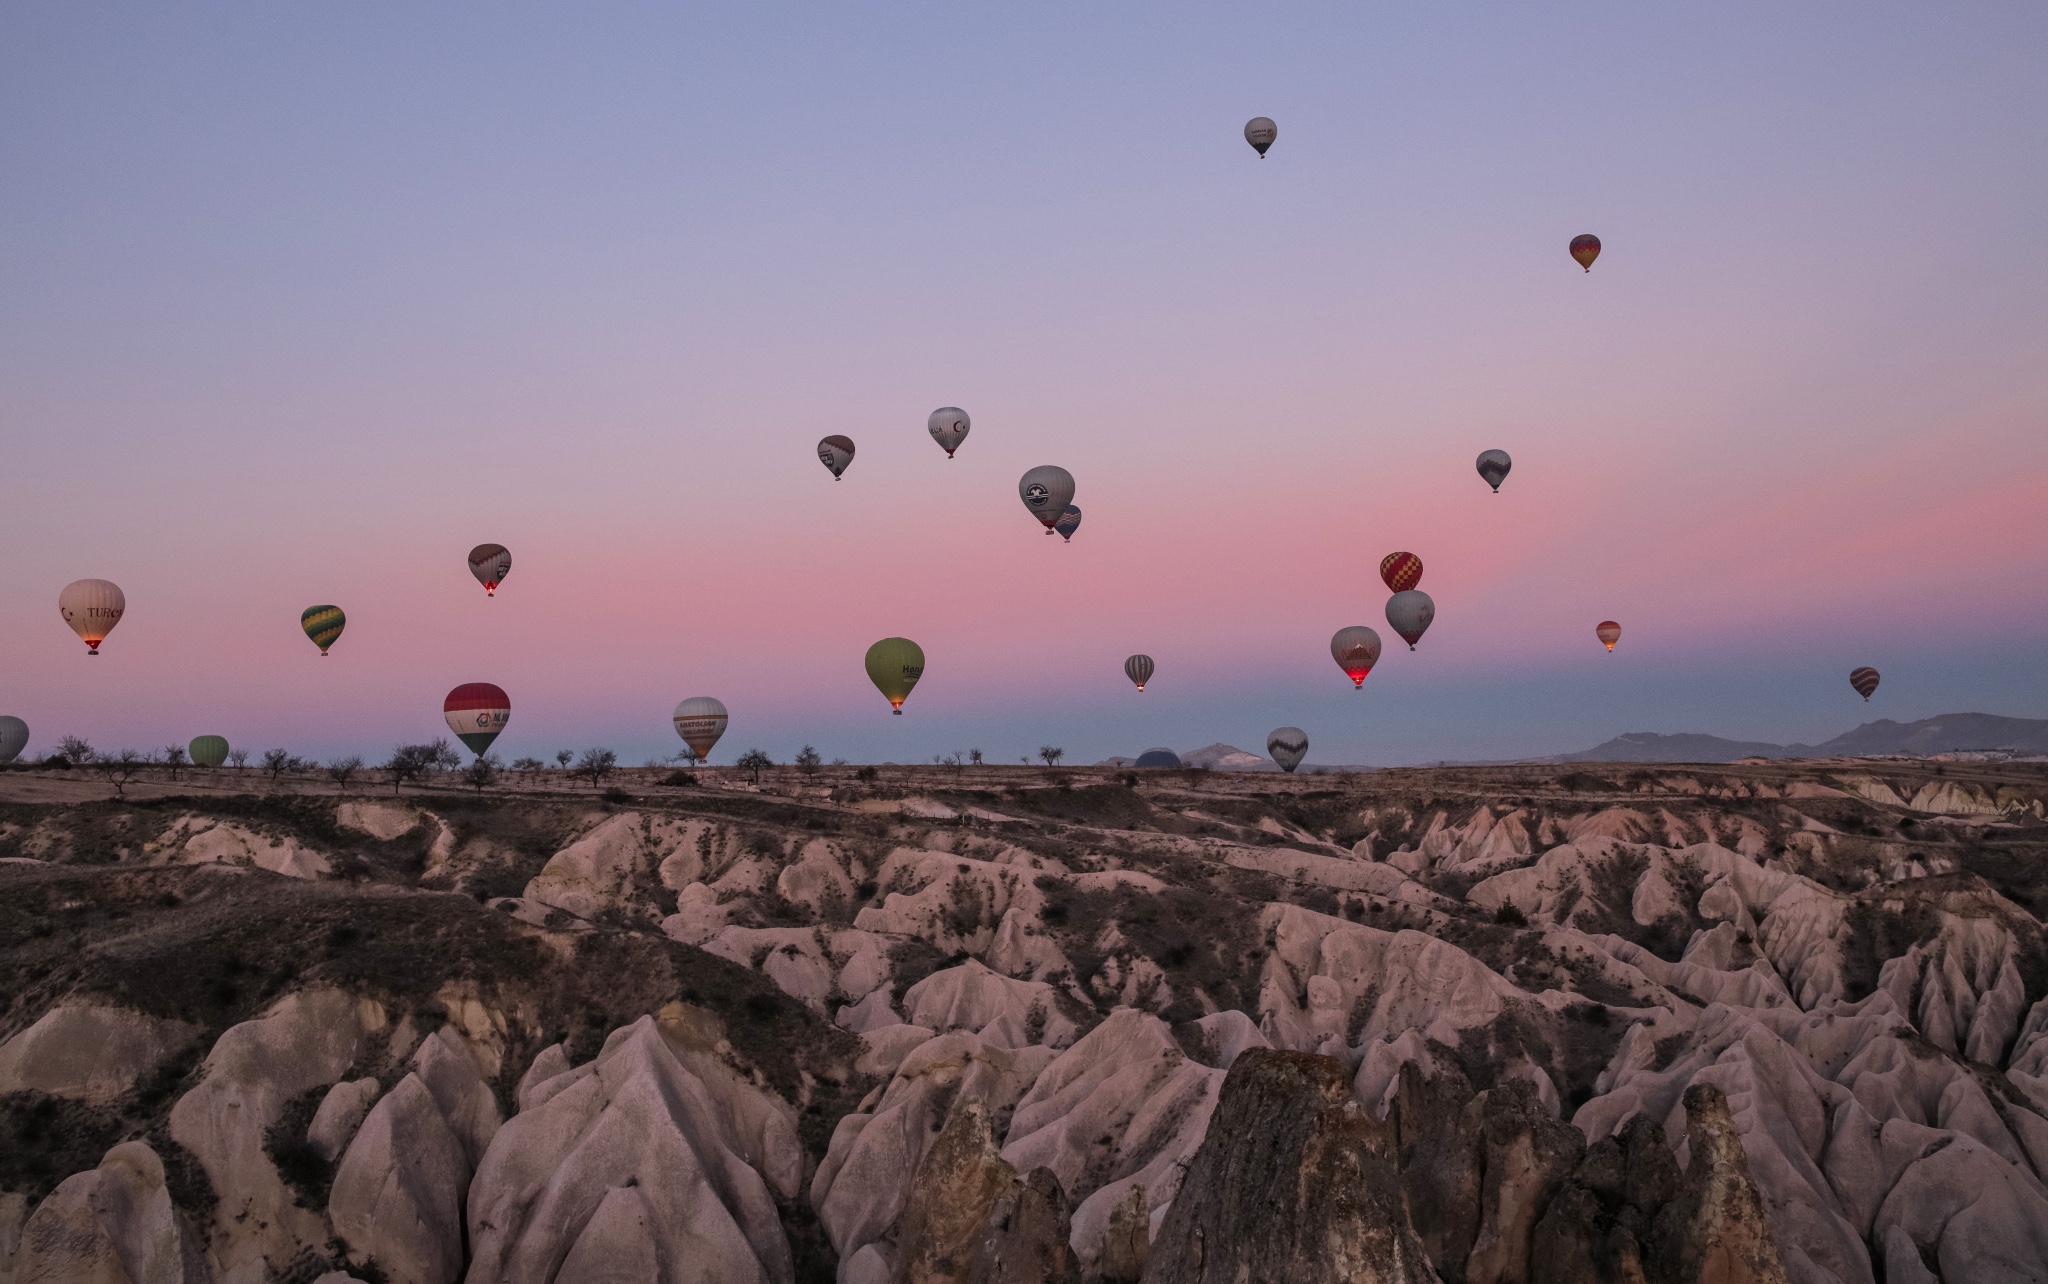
262, 749, 296, 783
430, 740, 462, 772
57, 735, 93, 765
795, 746, 822, 776
969, 749, 983, 765
735, 749, 773, 784
327, 755, 363, 787
385, 744, 439, 795
227, 748, 250, 771
461, 753, 501, 793
1038, 746, 1065, 767
94, 749, 148, 800
555, 749, 574, 769
160, 744, 187, 780
511, 757, 547, 784
573, 748, 617, 789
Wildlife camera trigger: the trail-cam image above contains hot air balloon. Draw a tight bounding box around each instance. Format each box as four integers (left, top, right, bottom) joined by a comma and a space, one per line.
1267, 727, 1307, 774
301, 605, 345, 655
1570, 234, 1601, 272
59, 579, 125, 654
468, 545, 511, 596
1244, 117, 1277, 157
1125, 654, 1154, 691
0, 717, 27, 764
188, 735, 229, 769
866, 638, 925, 714
818, 435, 856, 479
1136, 748, 1182, 768
1596, 621, 1621, 652
1386, 590, 1435, 650
1018, 466, 1076, 534
1054, 505, 1082, 542
1330, 626, 1382, 689
928, 408, 970, 458
1379, 552, 1423, 594
1476, 450, 1512, 493
673, 697, 729, 763
1850, 667, 1880, 701
444, 683, 511, 755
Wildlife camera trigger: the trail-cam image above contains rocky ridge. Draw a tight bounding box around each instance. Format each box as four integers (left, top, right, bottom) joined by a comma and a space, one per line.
1, 757, 2045, 1282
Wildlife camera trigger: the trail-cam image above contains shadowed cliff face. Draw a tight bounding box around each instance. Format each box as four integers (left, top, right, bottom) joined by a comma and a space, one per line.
1, 757, 2045, 1283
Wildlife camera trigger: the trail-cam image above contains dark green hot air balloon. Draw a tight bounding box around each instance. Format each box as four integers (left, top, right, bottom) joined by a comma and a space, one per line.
865, 638, 925, 713
301, 605, 346, 655
189, 735, 230, 768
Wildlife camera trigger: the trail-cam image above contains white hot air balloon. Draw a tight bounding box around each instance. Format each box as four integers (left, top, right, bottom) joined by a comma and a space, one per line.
928, 407, 970, 458
1244, 117, 1277, 157
1386, 590, 1435, 650
0, 716, 28, 764
1267, 727, 1307, 773
1018, 466, 1076, 534
59, 579, 126, 654
673, 697, 730, 764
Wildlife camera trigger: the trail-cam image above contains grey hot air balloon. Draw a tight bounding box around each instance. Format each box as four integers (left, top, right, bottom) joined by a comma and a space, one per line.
1475, 450, 1512, 493
1125, 654, 1154, 691
1330, 626, 1382, 689
928, 407, 970, 458
1018, 466, 1076, 534
1386, 590, 1435, 650
1244, 117, 1277, 157
1267, 727, 1307, 774
673, 697, 729, 763
818, 435, 856, 480
0, 716, 27, 764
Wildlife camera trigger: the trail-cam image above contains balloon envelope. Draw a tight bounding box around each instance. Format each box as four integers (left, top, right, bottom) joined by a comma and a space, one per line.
1054, 505, 1082, 542
1244, 116, 1277, 156
1136, 748, 1182, 768
0, 716, 27, 764
1379, 552, 1423, 593
59, 579, 125, 654
301, 605, 346, 655
1267, 727, 1308, 774
672, 697, 729, 761
866, 638, 925, 713
1386, 590, 1435, 650
818, 435, 856, 479
1475, 450, 1512, 493
1850, 667, 1881, 701
1596, 621, 1621, 652
1330, 626, 1382, 688
1125, 654, 1154, 691
444, 683, 511, 755
468, 545, 511, 596
928, 408, 970, 457
188, 735, 229, 768
1570, 234, 1602, 272
1018, 466, 1076, 532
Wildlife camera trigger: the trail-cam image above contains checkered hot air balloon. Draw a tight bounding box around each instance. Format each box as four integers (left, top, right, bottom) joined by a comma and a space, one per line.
444, 683, 511, 756
1379, 552, 1423, 594
301, 605, 345, 655
1850, 667, 1880, 701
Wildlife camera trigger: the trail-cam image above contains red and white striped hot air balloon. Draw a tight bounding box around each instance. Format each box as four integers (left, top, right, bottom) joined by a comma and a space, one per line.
444, 684, 510, 756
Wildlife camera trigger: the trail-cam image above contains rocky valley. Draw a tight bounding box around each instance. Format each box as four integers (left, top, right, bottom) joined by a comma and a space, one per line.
2, 756, 2046, 1283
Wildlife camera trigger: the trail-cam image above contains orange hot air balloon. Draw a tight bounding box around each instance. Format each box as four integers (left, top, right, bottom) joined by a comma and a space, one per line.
1596, 621, 1621, 652
1570, 234, 1601, 272
1379, 552, 1422, 594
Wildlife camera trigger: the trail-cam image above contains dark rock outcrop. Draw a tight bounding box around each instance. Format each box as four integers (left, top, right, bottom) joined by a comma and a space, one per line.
1143, 1048, 1440, 1284
1650, 1084, 1788, 1284
894, 1100, 1077, 1284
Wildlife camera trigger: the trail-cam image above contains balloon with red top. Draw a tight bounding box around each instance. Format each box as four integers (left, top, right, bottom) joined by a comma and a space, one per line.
444, 683, 511, 756
1379, 552, 1423, 594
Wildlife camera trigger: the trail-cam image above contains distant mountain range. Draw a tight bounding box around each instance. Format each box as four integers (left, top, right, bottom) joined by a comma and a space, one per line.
1094, 714, 2048, 773
1558, 713, 2048, 764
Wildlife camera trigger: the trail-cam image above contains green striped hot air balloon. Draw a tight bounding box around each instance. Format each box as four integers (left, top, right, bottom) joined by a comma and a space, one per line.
189, 735, 230, 768
301, 605, 346, 655
865, 637, 925, 714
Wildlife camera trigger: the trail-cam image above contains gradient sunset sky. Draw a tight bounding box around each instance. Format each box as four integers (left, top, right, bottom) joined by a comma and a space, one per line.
4, 3, 2045, 768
